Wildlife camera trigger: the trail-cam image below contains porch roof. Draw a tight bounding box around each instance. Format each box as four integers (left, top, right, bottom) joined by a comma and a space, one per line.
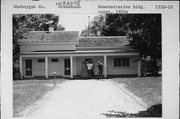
20, 49, 139, 56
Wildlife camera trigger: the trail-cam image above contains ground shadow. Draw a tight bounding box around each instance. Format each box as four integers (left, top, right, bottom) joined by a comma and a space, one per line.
101, 104, 162, 117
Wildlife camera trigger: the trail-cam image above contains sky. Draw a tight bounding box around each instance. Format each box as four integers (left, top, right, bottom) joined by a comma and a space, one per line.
57, 14, 98, 33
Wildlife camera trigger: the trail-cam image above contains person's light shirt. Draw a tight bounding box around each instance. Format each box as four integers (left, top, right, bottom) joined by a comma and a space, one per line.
87, 63, 93, 70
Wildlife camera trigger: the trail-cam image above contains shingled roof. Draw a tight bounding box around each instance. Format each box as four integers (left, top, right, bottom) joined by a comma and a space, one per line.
19, 31, 79, 43
18, 31, 131, 48
77, 36, 130, 47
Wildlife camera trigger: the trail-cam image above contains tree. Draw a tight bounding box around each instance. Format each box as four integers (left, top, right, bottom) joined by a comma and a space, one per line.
101, 14, 130, 36
81, 15, 105, 37
13, 14, 64, 71
127, 14, 161, 75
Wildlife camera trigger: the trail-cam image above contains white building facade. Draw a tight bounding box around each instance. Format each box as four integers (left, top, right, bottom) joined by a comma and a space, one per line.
18, 31, 141, 79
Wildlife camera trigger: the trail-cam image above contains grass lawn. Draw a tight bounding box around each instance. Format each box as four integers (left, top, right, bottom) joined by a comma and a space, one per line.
111, 77, 162, 107
13, 79, 65, 117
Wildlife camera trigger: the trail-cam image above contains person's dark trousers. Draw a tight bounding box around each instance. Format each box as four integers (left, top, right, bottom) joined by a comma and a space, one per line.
97, 69, 103, 80
97, 71, 99, 80
87, 70, 91, 78
100, 69, 103, 79
97, 74, 100, 80
99, 70, 103, 77
92, 70, 94, 77
90, 69, 93, 77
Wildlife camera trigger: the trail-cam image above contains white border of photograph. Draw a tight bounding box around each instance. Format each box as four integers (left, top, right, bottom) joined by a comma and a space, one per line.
1, 0, 179, 119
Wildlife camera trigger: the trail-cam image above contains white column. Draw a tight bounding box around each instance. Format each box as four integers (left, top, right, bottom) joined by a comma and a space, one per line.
138, 60, 141, 76
45, 56, 48, 78
104, 55, 107, 77
70, 56, 73, 78
19, 56, 22, 79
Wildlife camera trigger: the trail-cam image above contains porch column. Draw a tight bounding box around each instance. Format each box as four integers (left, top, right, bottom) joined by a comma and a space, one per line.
19, 56, 22, 79
138, 60, 141, 76
45, 56, 48, 78
104, 55, 107, 77
70, 56, 73, 78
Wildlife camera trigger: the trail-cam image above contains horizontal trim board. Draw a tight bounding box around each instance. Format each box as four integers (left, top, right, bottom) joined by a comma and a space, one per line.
20, 53, 139, 58
19, 42, 78, 44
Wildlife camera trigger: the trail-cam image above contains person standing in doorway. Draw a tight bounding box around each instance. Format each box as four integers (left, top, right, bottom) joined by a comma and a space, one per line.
97, 61, 103, 80
86, 61, 93, 78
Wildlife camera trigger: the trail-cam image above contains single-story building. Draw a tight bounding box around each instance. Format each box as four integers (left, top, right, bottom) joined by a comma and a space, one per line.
18, 31, 141, 79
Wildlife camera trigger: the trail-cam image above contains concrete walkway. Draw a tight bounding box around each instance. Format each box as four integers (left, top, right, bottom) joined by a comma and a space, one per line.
19, 79, 147, 119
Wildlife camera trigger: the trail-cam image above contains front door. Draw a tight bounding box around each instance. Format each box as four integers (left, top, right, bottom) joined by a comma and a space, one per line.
25, 59, 32, 76
64, 59, 70, 75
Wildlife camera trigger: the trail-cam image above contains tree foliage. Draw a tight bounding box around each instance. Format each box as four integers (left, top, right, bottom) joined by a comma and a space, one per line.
101, 14, 130, 36
81, 15, 105, 37
13, 14, 65, 63
127, 14, 161, 59
127, 14, 161, 75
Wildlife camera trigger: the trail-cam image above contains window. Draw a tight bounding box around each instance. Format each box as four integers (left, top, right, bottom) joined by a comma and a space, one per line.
114, 58, 129, 67
51, 58, 59, 62
38, 59, 45, 63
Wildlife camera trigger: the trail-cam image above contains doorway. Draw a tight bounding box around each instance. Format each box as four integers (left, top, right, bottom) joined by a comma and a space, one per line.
25, 59, 32, 76
64, 59, 70, 75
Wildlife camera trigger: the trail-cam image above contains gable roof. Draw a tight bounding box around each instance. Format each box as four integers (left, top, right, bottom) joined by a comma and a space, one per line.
19, 31, 79, 43
77, 36, 130, 47
18, 31, 131, 48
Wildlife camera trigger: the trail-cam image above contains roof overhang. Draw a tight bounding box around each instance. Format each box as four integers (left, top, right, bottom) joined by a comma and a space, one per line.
20, 49, 139, 57
18, 41, 78, 45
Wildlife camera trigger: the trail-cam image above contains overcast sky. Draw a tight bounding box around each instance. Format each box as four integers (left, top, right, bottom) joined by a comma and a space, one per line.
58, 14, 98, 33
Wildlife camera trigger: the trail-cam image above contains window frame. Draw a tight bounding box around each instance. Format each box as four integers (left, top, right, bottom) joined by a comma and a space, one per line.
37, 59, 45, 63
114, 57, 130, 67
51, 58, 59, 62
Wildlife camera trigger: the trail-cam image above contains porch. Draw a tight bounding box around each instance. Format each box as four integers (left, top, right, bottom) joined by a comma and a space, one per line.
19, 52, 141, 79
